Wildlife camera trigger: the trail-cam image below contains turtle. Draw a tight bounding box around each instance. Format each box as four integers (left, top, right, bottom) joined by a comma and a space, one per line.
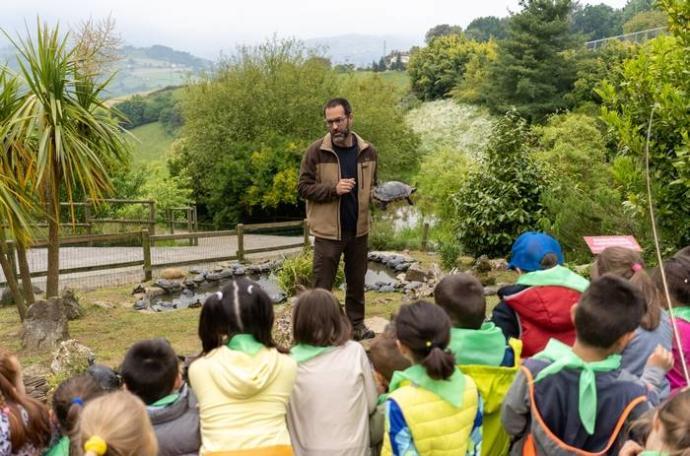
372, 181, 416, 210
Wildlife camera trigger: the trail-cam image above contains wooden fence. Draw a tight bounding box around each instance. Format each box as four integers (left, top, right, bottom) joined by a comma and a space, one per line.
0, 220, 310, 286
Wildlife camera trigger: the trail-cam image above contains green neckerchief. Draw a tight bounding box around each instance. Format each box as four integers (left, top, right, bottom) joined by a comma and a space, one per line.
45, 436, 69, 456
533, 339, 621, 435
449, 322, 506, 366
516, 265, 589, 293
290, 344, 333, 363
227, 334, 264, 356
672, 306, 690, 323
377, 393, 389, 406
388, 364, 466, 408
149, 391, 180, 408
639, 451, 668, 456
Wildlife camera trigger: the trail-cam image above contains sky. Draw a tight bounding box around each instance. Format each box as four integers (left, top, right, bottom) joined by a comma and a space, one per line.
1, 0, 629, 58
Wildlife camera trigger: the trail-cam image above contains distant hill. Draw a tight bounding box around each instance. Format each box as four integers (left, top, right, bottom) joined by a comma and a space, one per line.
304, 34, 421, 67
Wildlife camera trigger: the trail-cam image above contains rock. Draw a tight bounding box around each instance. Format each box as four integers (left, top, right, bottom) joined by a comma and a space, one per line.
181, 288, 194, 297
272, 303, 294, 349
160, 268, 187, 280
50, 339, 94, 376
205, 272, 221, 282
478, 274, 496, 286
379, 285, 396, 293
21, 298, 70, 351
183, 279, 197, 289
61, 288, 84, 320
188, 299, 202, 309
396, 273, 407, 283
364, 316, 390, 334
189, 267, 204, 275
87, 364, 121, 391
395, 262, 411, 272
145, 287, 166, 299
233, 266, 246, 276
132, 283, 146, 295
192, 274, 206, 284
483, 285, 499, 296
404, 281, 423, 292
1, 285, 43, 307
153, 279, 182, 294
474, 256, 492, 273
489, 258, 508, 271
216, 269, 234, 279
405, 264, 434, 283
94, 301, 114, 310
133, 299, 149, 311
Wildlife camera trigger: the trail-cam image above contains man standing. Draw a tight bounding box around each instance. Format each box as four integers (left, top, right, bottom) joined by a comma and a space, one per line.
298, 98, 377, 340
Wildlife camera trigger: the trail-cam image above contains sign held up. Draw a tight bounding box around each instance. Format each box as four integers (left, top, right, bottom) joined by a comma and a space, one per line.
583, 236, 642, 254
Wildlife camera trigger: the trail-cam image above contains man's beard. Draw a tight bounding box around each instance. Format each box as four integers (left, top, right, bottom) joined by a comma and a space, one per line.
332, 127, 350, 142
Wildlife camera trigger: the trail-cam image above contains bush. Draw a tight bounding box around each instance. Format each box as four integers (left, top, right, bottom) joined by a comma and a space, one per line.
454, 112, 547, 257
277, 249, 344, 295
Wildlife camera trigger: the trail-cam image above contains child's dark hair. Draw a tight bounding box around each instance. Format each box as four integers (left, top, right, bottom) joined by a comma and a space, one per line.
198, 277, 278, 354
369, 322, 411, 384
594, 246, 661, 331
292, 289, 351, 346
434, 273, 486, 329
86, 364, 121, 391
540, 253, 559, 269
120, 338, 179, 405
575, 274, 646, 349
653, 256, 690, 308
394, 301, 455, 381
52, 374, 105, 454
674, 245, 690, 261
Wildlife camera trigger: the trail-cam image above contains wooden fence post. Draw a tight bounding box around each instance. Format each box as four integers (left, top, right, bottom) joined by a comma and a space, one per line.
142, 229, 152, 282
6, 240, 18, 276
303, 219, 310, 250
187, 207, 193, 246
148, 202, 156, 236
236, 224, 244, 261
192, 205, 199, 246
421, 222, 430, 251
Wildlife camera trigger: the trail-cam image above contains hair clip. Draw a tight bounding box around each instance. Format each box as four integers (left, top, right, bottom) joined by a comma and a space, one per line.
71, 396, 84, 406
216, 291, 223, 300
247, 285, 253, 295
631, 263, 643, 272
84, 435, 108, 455
425, 340, 432, 348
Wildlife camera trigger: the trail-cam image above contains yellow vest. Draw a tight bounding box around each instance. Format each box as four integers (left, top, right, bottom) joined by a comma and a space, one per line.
382, 372, 479, 456
459, 338, 522, 456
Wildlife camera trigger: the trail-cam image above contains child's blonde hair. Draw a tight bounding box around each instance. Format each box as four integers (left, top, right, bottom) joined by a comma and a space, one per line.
655, 389, 690, 455
79, 390, 158, 456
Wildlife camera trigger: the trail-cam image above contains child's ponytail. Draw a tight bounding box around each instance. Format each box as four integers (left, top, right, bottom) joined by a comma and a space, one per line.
421, 346, 456, 381
394, 300, 455, 380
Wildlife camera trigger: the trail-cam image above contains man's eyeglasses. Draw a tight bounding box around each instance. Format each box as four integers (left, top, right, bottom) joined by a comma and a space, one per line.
325, 116, 348, 126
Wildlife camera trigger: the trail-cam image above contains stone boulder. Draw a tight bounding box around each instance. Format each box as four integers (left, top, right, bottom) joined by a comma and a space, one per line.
160, 267, 187, 280
21, 298, 70, 351
404, 264, 434, 283
1, 285, 44, 307
50, 339, 95, 377
61, 288, 84, 320
153, 279, 183, 294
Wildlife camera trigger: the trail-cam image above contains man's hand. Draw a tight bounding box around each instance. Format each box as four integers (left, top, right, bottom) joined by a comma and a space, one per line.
336, 178, 356, 195
646, 345, 674, 372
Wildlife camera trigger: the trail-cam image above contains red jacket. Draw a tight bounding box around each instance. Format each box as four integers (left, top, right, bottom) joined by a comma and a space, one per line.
502, 285, 582, 358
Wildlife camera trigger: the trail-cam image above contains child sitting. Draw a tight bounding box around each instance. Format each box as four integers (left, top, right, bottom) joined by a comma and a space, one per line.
189, 278, 296, 455
502, 275, 672, 455
0, 348, 51, 455
121, 338, 200, 456
79, 390, 158, 456
619, 389, 690, 455
652, 255, 690, 392
382, 301, 482, 456
287, 289, 378, 456
593, 246, 672, 396
368, 322, 411, 456
46, 374, 106, 456
435, 273, 522, 456
492, 231, 589, 357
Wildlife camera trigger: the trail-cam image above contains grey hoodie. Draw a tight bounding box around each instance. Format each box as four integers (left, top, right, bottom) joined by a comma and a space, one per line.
147, 383, 201, 456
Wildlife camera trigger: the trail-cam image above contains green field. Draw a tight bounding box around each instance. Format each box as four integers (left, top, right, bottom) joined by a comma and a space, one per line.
128, 122, 174, 171
343, 70, 410, 93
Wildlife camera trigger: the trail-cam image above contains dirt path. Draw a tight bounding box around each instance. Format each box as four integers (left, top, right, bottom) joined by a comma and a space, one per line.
2, 234, 306, 290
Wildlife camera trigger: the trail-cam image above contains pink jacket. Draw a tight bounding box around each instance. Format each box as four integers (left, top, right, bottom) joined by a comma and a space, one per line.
667, 318, 690, 391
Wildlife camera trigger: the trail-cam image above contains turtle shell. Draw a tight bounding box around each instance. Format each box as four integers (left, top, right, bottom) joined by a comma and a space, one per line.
373, 181, 416, 202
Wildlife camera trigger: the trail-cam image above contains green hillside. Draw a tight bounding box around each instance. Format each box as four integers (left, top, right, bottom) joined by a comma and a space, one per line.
128, 122, 174, 172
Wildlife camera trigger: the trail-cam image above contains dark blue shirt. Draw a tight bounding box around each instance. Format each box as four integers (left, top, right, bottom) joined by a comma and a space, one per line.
333, 139, 358, 234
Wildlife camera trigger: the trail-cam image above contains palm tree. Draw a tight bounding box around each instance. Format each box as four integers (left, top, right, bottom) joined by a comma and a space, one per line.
0, 69, 35, 320
6, 20, 129, 297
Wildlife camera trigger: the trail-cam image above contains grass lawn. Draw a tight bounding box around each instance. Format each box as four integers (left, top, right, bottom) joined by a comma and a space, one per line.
0, 250, 509, 370
128, 121, 175, 171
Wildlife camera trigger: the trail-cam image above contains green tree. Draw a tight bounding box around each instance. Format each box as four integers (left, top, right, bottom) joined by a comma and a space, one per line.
571, 3, 623, 40
425, 24, 463, 44
465, 16, 509, 42
408, 35, 495, 100
598, 0, 690, 250
622, 10, 669, 33
621, 0, 656, 23
7, 21, 129, 297
482, 0, 580, 121
454, 113, 547, 257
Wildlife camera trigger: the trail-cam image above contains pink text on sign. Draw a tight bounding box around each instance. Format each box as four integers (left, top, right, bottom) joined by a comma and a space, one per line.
583, 236, 642, 254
